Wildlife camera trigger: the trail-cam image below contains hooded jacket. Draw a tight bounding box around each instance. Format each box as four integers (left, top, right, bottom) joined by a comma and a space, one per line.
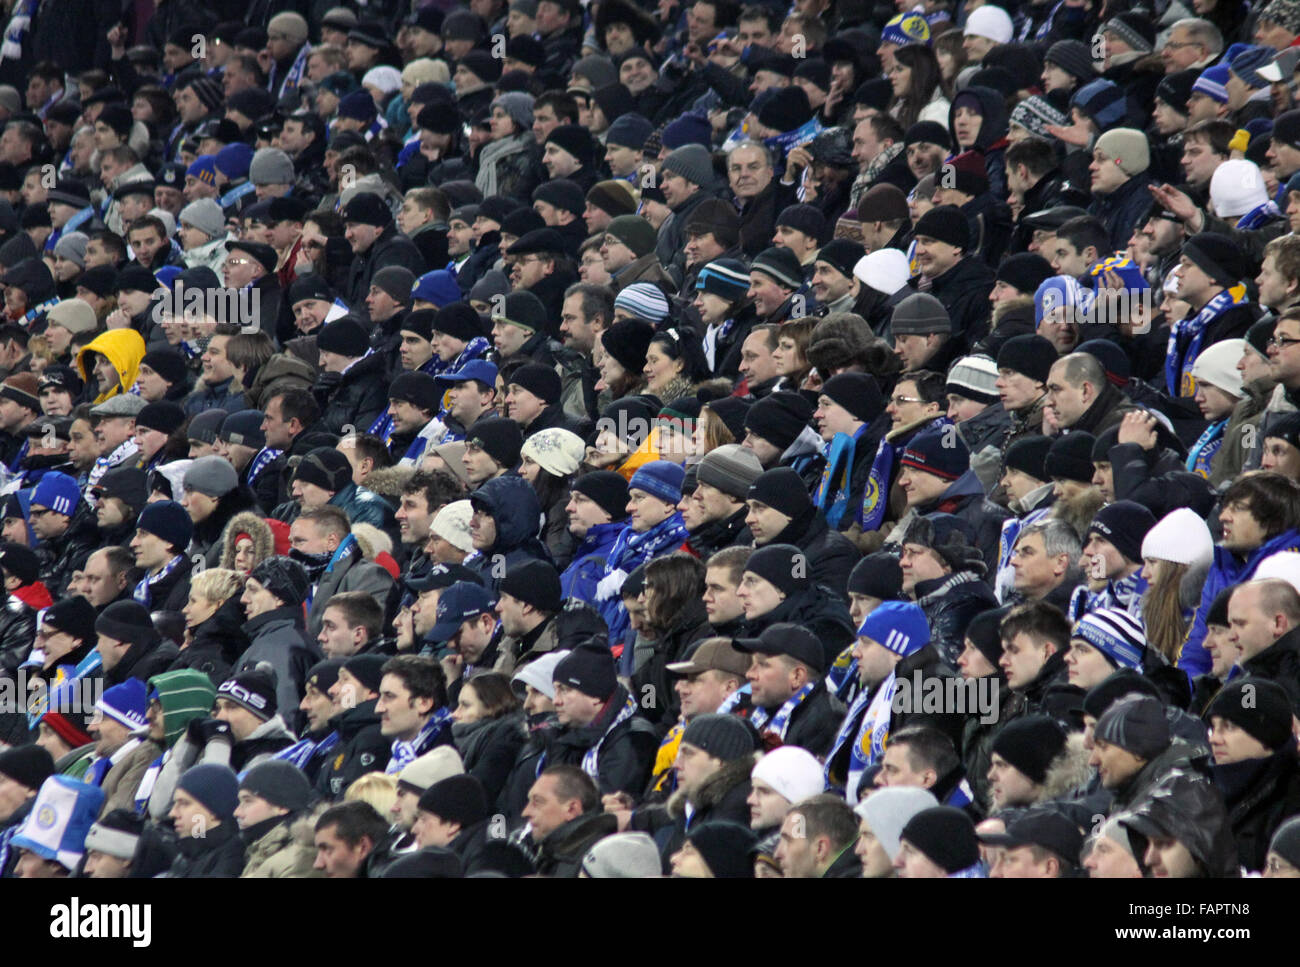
762, 503, 859, 599
948, 86, 1010, 201
912, 468, 1013, 576
465, 474, 554, 590
77, 328, 146, 402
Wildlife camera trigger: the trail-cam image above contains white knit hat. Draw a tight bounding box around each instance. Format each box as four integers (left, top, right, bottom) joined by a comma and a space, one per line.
512, 649, 570, 699
854, 249, 910, 295
521, 427, 585, 477
853, 786, 938, 861
430, 499, 474, 553
1190, 338, 1246, 398
1141, 507, 1214, 567
1211, 159, 1269, 219
362, 65, 403, 95
750, 746, 826, 804
1255, 551, 1300, 596
963, 5, 1013, 42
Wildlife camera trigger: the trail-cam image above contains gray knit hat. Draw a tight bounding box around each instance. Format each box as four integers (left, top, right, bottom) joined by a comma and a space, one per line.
572, 54, 617, 89
53, 231, 88, 268
680, 713, 757, 762
890, 293, 951, 335
581, 832, 664, 877
604, 214, 657, 258
750, 246, 802, 289
1094, 695, 1170, 760
184, 455, 239, 498
492, 91, 535, 131
249, 148, 294, 186
696, 443, 763, 499
662, 144, 715, 188
179, 198, 225, 239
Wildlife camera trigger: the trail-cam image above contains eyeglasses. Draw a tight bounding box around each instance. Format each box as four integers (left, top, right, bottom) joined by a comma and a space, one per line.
1164, 40, 1202, 50
889, 395, 923, 405
1269, 334, 1300, 349
226, 256, 253, 267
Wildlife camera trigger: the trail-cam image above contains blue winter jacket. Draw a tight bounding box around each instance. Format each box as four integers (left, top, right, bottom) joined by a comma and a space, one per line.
561, 521, 627, 605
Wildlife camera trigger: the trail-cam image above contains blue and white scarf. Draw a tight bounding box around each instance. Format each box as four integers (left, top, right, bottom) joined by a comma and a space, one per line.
750, 681, 815, 742
276, 41, 311, 98
595, 513, 689, 602
826, 672, 893, 799
1067, 569, 1147, 623
246, 446, 284, 487
816, 426, 866, 528
89, 439, 140, 491
1186, 418, 1227, 479
133, 554, 185, 607
386, 707, 453, 773
0, 0, 36, 61
581, 692, 639, 779
1237, 200, 1281, 231
763, 117, 822, 178
1166, 284, 1249, 397
715, 682, 750, 715
275, 730, 340, 771
996, 504, 1051, 603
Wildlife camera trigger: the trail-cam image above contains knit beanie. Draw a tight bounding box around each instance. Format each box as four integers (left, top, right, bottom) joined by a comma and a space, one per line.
499, 559, 562, 613
1193, 62, 1231, 103
1102, 11, 1154, 53
175, 763, 239, 820
991, 715, 1067, 784
661, 144, 715, 188
216, 667, 278, 719
750, 746, 826, 804
1071, 78, 1127, 131
1081, 667, 1162, 721
1094, 696, 1170, 760
747, 467, 813, 520
899, 806, 980, 873
680, 713, 758, 762
0, 745, 54, 790
996, 252, 1054, 296
342, 654, 386, 694
1010, 93, 1069, 138
1043, 431, 1095, 483
756, 86, 812, 133
553, 642, 618, 699
911, 204, 969, 249
696, 258, 751, 301
966, 605, 1011, 669
996, 333, 1056, 385
316, 317, 371, 358
854, 787, 938, 861
890, 292, 951, 336
603, 214, 657, 259
30, 471, 79, 516
417, 774, 490, 827
605, 113, 654, 150
743, 391, 813, 452
820, 373, 884, 424
847, 552, 903, 600
776, 203, 827, 243
628, 459, 685, 504
1072, 608, 1147, 670
1045, 39, 1097, 82
1190, 338, 1247, 398
294, 447, 352, 492
95, 600, 160, 648
1087, 500, 1156, 564
1140, 507, 1214, 567
744, 543, 812, 597
856, 600, 930, 657
1205, 677, 1294, 751
749, 246, 803, 290
1095, 128, 1150, 178
250, 557, 310, 608
613, 282, 670, 325
587, 180, 637, 219
686, 821, 758, 877
1230, 44, 1273, 89
1270, 815, 1300, 868
945, 355, 999, 406
899, 425, 970, 482
1181, 232, 1247, 287
465, 417, 523, 469
696, 444, 763, 499
136, 500, 193, 551
239, 760, 315, 812
856, 183, 910, 222
184, 454, 239, 498
570, 471, 630, 521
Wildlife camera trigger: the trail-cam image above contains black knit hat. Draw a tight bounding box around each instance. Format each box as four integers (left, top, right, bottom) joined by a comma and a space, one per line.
95, 599, 160, 648
912, 204, 969, 250
966, 605, 1011, 669
1095, 695, 1170, 760
389, 371, 441, 412
465, 416, 523, 469
316, 317, 370, 358
821, 373, 883, 424
1205, 676, 1293, 751
747, 467, 813, 520
570, 470, 630, 520
744, 542, 811, 597
0, 541, 37, 585
250, 557, 311, 608
743, 391, 813, 452
817, 238, 865, 278
757, 86, 812, 133
847, 552, 903, 600
1003, 435, 1052, 482
680, 713, 758, 761
1044, 431, 1096, 483
417, 774, 490, 827
217, 667, 278, 719
996, 334, 1056, 385
685, 821, 758, 877
343, 654, 388, 694
553, 642, 618, 699
905, 120, 950, 149
41, 597, 96, 643
239, 760, 315, 811
600, 318, 656, 375
509, 362, 562, 405
499, 559, 562, 613
1087, 500, 1156, 564
1081, 667, 1162, 720
996, 252, 1053, 295
432, 303, 485, 343
295, 447, 352, 492
775, 204, 827, 244
991, 715, 1067, 784
900, 806, 980, 873
533, 179, 586, 219
1181, 232, 1247, 288
0, 744, 54, 790
340, 192, 392, 227
141, 349, 189, 388
1156, 69, 1198, 116
545, 124, 595, 169
136, 400, 186, 436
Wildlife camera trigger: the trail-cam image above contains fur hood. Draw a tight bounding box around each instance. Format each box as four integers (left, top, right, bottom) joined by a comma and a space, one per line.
351, 523, 392, 561
667, 753, 758, 819
1041, 732, 1093, 801
219, 511, 275, 570
365, 465, 415, 503
1050, 487, 1104, 541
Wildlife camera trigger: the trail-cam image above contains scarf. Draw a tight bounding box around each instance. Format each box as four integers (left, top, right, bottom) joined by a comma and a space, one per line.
581, 692, 639, 779
386, 707, 453, 772
715, 683, 750, 715
595, 514, 688, 602
89, 439, 140, 490
1166, 284, 1248, 396
1236, 200, 1281, 231
275, 730, 340, 771
826, 672, 894, 799
863, 141, 904, 185
1067, 568, 1147, 622
764, 118, 823, 177
750, 681, 815, 742
816, 426, 865, 528
858, 435, 895, 531
246, 446, 283, 486
133, 554, 185, 607
0, 0, 36, 62
1186, 418, 1226, 479
277, 41, 311, 97
476, 132, 532, 197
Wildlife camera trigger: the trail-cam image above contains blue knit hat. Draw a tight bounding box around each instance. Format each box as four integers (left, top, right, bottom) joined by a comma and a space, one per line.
628, 460, 685, 504
136, 499, 194, 552
1193, 64, 1230, 104
30, 471, 80, 517
696, 258, 750, 301
337, 89, 378, 121
1230, 45, 1274, 89
899, 425, 968, 482
96, 678, 149, 730
1071, 78, 1126, 131
613, 282, 669, 324
186, 154, 218, 187
606, 113, 654, 150
857, 601, 931, 657
1034, 274, 1094, 327
214, 142, 254, 180
882, 12, 930, 46
411, 269, 462, 307
1072, 607, 1146, 670
176, 763, 240, 820
11, 776, 105, 871
661, 113, 712, 150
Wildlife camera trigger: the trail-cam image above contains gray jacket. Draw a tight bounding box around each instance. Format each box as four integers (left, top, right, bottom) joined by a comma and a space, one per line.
239, 608, 322, 717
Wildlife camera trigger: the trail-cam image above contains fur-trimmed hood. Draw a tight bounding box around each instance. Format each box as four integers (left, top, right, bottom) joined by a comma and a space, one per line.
351, 522, 392, 561
219, 511, 274, 571
667, 753, 758, 819
1041, 732, 1093, 801
364, 465, 415, 503
1050, 486, 1104, 541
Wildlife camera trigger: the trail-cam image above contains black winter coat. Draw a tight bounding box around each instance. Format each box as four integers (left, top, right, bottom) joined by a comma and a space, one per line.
543, 685, 657, 795
344, 226, 426, 307
752, 680, 845, 758
533, 811, 619, 877
317, 698, 391, 800
35, 502, 99, 598
1213, 746, 1300, 872
0, 593, 37, 676
915, 571, 1000, 668
765, 505, 860, 600
632, 597, 712, 731
453, 711, 527, 806
741, 583, 856, 671
166, 821, 246, 878
314, 350, 390, 438
168, 597, 250, 687
1242, 627, 1300, 714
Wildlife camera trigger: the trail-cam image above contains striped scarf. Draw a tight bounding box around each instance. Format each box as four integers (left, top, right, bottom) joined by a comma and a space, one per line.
277, 42, 311, 97
582, 692, 639, 779
1186, 418, 1227, 479
134, 554, 185, 607
750, 682, 815, 742
826, 673, 893, 799
246, 446, 283, 486
89, 439, 140, 491
0, 0, 36, 61
275, 730, 340, 771
595, 514, 689, 601
1166, 284, 1248, 397
386, 708, 452, 772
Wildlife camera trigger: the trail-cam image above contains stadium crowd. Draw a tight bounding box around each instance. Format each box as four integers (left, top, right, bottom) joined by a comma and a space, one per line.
2, 0, 1300, 881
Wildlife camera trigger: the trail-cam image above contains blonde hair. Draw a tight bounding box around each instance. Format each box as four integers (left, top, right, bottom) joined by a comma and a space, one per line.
189, 567, 244, 604
345, 773, 397, 816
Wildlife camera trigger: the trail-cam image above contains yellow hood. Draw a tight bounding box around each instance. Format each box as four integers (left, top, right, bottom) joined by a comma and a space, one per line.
77, 329, 147, 403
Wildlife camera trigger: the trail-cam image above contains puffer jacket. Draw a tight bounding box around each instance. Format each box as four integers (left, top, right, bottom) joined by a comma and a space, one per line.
0, 591, 39, 676
240, 813, 322, 878
315, 351, 390, 439
740, 582, 856, 671
464, 474, 554, 590
35, 500, 100, 598
915, 571, 1000, 668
